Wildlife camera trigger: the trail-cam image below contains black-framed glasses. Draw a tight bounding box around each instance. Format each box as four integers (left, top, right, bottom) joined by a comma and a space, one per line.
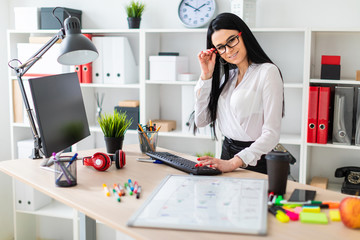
215, 32, 242, 55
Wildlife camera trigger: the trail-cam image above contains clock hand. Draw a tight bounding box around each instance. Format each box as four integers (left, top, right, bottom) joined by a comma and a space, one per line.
185, 2, 200, 12
194, 4, 206, 11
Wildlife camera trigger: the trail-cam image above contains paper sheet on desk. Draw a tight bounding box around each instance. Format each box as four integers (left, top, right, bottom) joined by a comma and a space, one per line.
127, 175, 268, 235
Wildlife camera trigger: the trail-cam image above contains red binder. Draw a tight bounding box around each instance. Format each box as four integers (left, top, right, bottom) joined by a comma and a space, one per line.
75, 65, 82, 83
307, 86, 319, 143
82, 63, 92, 83
82, 34, 93, 84
317, 87, 331, 144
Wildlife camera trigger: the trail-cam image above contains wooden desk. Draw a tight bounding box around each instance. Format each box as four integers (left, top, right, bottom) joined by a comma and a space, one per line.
0, 145, 358, 240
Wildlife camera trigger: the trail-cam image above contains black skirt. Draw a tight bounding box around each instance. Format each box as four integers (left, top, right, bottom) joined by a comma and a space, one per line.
221, 137, 267, 174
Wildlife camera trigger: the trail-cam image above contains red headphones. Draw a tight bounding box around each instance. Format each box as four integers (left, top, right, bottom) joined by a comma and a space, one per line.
82, 150, 126, 171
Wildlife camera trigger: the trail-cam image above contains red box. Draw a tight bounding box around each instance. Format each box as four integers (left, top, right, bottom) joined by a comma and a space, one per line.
321, 55, 341, 65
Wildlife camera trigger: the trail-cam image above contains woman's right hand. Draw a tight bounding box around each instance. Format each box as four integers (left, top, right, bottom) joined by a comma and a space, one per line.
198, 48, 216, 80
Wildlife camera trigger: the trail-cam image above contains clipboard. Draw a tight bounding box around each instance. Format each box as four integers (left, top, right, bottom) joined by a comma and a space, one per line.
127, 175, 268, 235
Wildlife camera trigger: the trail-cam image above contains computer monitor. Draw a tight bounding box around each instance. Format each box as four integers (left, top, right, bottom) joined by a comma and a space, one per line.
28, 72, 90, 158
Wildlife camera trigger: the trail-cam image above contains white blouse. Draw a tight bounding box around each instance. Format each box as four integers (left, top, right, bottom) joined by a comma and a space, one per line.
194, 63, 283, 166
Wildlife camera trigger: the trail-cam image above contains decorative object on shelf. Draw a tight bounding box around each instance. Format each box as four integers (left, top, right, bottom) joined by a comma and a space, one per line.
7, 7, 98, 159
125, 0, 145, 29
95, 92, 105, 126
178, 0, 216, 28
115, 100, 139, 130
320, 55, 341, 80
335, 166, 360, 195
98, 110, 133, 153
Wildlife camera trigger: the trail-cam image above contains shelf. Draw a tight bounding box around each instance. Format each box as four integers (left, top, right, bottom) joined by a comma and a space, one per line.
145, 80, 197, 85
284, 83, 303, 89
279, 134, 302, 145
80, 83, 140, 89
310, 79, 360, 85
307, 143, 360, 150
16, 200, 73, 219
11, 123, 29, 128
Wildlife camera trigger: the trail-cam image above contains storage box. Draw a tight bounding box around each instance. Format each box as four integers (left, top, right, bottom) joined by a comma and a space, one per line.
115, 106, 139, 130
14, 7, 40, 30
149, 56, 188, 81
40, 7, 82, 29
152, 120, 176, 132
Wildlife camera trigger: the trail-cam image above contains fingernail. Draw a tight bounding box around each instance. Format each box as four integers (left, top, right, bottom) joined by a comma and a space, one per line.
199, 164, 203, 167
195, 164, 198, 167
209, 165, 213, 168
197, 158, 200, 160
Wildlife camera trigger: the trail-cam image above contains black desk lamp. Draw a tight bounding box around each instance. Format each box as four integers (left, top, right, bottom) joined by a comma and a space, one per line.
8, 7, 98, 159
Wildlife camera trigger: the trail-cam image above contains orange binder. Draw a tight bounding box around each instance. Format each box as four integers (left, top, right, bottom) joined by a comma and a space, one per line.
317, 87, 331, 144
307, 86, 319, 143
82, 33, 93, 84
75, 65, 82, 83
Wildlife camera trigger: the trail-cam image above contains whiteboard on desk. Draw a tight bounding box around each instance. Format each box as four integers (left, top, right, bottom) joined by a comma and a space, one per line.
128, 175, 268, 235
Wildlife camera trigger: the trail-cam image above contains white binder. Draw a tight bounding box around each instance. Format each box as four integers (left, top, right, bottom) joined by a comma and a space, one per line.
91, 36, 104, 84
93, 36, 138, 85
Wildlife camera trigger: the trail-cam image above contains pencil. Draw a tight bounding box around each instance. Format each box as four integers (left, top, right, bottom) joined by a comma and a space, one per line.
138, 123, 155, 151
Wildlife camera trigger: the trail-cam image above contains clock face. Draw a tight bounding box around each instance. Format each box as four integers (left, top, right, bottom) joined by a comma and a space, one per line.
178, 0, 216, 28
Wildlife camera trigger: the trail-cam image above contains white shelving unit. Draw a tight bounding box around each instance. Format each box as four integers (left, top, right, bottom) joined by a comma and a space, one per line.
8, 27, 360, 238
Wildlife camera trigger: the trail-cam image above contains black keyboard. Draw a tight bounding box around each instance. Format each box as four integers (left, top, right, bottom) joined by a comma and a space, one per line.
145, 151, 222, 175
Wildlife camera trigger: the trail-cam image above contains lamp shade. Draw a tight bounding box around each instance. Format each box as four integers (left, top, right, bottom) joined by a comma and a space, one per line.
57, 16, 98, 65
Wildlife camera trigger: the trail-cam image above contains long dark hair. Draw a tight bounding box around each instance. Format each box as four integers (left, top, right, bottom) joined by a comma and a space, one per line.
203, 12, 284, 139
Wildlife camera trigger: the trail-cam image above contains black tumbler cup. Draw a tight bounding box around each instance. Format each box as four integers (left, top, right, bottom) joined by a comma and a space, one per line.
265, 151, 291, 195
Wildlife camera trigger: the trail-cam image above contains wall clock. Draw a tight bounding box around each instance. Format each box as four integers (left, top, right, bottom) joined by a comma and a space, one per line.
178, 0, 216, 28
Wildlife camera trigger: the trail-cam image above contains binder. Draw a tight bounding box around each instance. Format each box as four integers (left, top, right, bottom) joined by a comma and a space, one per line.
92, 36, 104, 84
316, 87, 331, 144
332, 86, 354, 145
307, 86, 319, 143
102, 36, 138, 85
82, 63, 92, 83
81, 33, 93, 84
355, 88, 360, 145
75, 65, 82, 83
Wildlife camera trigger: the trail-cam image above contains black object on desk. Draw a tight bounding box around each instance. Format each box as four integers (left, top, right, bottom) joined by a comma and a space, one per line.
146, 151, 222, 175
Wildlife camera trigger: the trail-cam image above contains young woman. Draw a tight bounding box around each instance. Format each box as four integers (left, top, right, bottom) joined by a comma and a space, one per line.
194, 13, 284, 174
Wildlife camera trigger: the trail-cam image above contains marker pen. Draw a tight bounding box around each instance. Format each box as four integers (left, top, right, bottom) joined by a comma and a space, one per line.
112, 189, 121, 202
124, 183, 133, 195
103, 184, 110, 197
136, 186, 142, 199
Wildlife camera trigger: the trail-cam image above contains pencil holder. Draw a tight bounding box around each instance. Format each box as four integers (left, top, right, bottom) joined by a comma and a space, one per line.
138, 131, 158, 153
55, 159, 77, 187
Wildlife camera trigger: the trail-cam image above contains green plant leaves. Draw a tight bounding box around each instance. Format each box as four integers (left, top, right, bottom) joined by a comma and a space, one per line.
126, 0, 145, 18
98, 110, 133, 138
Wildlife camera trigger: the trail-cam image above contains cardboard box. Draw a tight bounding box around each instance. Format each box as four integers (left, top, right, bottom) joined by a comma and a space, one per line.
152, 120, 176, 132
149, 56, 188, 81
118, 100, 140, 107
40, 7, 82, 29
12, 80, 23, 123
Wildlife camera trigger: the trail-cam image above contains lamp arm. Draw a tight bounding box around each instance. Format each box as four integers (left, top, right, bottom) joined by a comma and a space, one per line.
17, 29, 65, 76
13, 29, 65, 159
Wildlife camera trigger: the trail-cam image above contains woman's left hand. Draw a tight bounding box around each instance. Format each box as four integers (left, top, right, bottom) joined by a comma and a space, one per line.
195, 156, 239, 173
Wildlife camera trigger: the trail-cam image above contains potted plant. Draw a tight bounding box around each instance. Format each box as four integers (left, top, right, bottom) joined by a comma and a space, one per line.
98, 110, 133, 153
125, 0, 145, 29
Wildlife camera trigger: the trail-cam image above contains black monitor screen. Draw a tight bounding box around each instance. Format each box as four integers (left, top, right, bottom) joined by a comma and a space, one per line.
28, 72, 90, 158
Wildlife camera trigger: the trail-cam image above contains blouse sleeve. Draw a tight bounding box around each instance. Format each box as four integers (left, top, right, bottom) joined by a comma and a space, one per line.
194, 78, 213, 127
237, 65, 283, 166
